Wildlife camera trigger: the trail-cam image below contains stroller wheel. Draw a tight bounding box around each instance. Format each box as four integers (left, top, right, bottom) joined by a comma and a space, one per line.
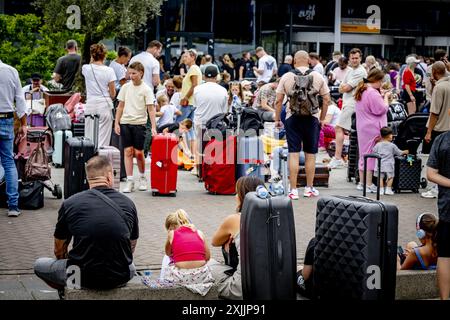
420, 178, 427, 189
53, 184, 63, 199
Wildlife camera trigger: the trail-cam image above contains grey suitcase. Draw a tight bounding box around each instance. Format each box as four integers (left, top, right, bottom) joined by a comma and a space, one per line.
84, 114, 100, 152
97, 146, 121, 190
240, 192, 297, 300
236, 136, 265, 180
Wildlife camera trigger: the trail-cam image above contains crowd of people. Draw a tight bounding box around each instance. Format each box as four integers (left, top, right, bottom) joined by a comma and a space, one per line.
1, 38, 449, 300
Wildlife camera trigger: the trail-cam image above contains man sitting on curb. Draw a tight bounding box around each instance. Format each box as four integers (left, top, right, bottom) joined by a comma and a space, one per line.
34, 156, 139, 297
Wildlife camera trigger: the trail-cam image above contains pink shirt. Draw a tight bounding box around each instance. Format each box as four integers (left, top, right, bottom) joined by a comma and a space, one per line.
171, 226, 206, 263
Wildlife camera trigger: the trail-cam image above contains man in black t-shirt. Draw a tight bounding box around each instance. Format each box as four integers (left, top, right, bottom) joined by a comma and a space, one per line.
238, 52, 255, 80
426, 128, 450, 300
34, 156, 139, 294
52, 40, 81, 91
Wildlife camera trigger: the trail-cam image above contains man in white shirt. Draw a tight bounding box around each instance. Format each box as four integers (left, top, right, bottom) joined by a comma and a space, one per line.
193, 66, 228, 169
328, 48, 367, 169
253, 47, 277, 84
22, 73, 49, 100
129, 40, 163, 94
309, 52, 324, 76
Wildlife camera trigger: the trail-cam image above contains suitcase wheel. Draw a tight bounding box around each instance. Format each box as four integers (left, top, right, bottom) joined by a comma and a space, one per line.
413, 189, 419, 193
53, 184, 63, 199
420, 178, 427, 189
152, 192, 158, 197
170, 193, 176, 197
54, 163, 61, 168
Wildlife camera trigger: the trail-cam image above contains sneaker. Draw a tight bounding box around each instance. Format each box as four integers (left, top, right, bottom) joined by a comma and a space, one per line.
138, 176, 148, 191
328, 157, 345, 169
356, 183, 364, 191
421, 187, 438, 199
379, 188, 385, 196
384, 187, 394, 195
288, 189, 299, 200
368, 184, 378, 193
8, 208, 21, 217
304, 186, 320, 197
123, 180, 135, 193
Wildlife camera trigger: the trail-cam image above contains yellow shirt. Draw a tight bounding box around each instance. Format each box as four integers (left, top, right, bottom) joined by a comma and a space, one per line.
181, 65, 202, 105
117, 81, 155, 125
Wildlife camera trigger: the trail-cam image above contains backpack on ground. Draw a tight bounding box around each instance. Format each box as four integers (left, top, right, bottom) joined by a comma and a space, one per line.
289, 69, 320, 117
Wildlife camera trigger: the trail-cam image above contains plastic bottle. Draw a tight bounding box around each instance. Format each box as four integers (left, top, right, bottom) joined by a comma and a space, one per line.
256, 185, 269, 199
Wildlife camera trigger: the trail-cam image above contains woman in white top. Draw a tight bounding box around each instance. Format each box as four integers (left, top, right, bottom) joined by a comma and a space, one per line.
82, 43, 117, 148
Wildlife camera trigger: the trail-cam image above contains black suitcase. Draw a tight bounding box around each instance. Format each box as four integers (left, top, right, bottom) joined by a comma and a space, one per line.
392, 155, 423, 193
0, 180, 44, 210
240, 192, 297, 300
347, 129, 360, 183
110, 129, 126, 180
64, 137, 95, 199
313, 154, 398, 300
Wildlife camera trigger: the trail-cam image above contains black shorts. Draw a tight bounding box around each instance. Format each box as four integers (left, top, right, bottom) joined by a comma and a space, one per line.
120, 124, 146, 150
437, 220, 450, 258
285, 115, 320, 154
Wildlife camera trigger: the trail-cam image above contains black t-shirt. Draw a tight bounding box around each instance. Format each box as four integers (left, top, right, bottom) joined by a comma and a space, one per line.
427, 131, 450, 222
241, 59, 255, 78
54, 54, 81, 91
54, 187, 139, 289
278, 63, 293, 77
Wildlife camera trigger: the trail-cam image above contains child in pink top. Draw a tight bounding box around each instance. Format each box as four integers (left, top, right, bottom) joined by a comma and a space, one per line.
160, 209, 213, 296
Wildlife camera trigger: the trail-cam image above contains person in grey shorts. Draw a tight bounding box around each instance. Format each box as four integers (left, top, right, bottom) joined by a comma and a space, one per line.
372, 127, 409, 195
34, 156, 138, 296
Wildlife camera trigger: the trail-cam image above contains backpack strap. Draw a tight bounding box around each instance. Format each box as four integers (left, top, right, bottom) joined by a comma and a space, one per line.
291, 68, 313, 76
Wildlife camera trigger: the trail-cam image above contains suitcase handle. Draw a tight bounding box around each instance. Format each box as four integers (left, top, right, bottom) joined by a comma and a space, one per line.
363, 153, 381, 200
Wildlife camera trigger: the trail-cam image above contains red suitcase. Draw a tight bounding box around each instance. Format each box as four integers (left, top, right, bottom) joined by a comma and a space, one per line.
203, 136, 236, 195
150, 134, 178, 196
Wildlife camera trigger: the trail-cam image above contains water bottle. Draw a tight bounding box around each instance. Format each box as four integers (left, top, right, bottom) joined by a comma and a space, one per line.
256, 185, 269, 199
269, 181, 285, 196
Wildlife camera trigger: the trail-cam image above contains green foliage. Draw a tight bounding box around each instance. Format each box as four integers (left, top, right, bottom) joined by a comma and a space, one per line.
106, 50, 118, 62
0, 14, 83, 84
34, 0, 164, 40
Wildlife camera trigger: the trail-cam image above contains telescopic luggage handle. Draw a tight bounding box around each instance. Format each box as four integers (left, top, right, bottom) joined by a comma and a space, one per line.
363, 153, 381, 200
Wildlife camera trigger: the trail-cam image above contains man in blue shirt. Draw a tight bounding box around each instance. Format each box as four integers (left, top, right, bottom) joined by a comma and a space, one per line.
0, 60, 28, 217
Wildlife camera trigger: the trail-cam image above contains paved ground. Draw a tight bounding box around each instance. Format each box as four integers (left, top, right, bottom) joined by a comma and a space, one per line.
0, 153, 437, 299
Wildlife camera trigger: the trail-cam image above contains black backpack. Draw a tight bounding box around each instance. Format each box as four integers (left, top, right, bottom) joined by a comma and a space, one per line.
206, 113, 233, 138
239, 108, 264, 135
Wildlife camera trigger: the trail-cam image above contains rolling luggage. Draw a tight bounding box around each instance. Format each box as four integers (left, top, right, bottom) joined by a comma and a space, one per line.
27, 114, 46, 127
240, 191, 297, 300
150, 134, 178, 196
236, 136, 265, 181
110, 129, 126, 181
64, 137, 96, 199
297, 164, 330, 187
53, 130, 73, 168
97, 146, 121, 190
202, 136, 236, 195
347, 129, 359, 183
313, 154, 398, 300
392, 155, 423, 193
84, 114, 100, 152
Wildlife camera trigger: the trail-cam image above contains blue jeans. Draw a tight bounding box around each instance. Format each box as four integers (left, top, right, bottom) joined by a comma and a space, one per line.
0, 118, 19, 210
176, 105, 196, 141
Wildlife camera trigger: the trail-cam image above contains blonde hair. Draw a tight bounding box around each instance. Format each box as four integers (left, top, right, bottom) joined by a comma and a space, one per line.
165, 209, 194, 231
157, 94, 169, 106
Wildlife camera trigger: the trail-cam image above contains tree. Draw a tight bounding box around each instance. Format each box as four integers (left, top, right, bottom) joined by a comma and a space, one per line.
0, 14, 83, 83
34, 0, 164, 65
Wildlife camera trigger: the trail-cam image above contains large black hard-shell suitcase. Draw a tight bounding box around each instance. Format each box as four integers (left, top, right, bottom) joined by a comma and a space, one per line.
240, 192, 297, 300
313, 195, 398, 300
393, 155, 423, 193
64, 137, 95, 199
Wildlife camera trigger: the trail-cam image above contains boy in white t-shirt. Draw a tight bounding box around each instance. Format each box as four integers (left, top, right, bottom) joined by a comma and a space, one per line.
114, 62, 157, 193
156, 95, 182, 129
253, 47, 278, 84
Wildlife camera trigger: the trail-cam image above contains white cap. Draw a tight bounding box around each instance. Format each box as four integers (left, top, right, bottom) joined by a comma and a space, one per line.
406, 56, 420, 64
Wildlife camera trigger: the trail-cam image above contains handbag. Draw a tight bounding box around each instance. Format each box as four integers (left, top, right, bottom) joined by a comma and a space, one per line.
19, 181, 44, 210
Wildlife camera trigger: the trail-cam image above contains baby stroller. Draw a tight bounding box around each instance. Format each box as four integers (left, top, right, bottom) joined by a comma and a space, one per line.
393, 113, 428, 153
14, 127, 62, 199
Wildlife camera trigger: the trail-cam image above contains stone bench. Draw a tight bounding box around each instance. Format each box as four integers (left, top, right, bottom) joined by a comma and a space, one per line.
65, 270, 438, 300
395, 270, 439, 300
